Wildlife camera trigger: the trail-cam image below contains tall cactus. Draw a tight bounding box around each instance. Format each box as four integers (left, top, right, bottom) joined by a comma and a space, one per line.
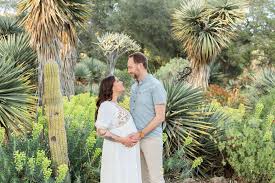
43, 62, 70, 181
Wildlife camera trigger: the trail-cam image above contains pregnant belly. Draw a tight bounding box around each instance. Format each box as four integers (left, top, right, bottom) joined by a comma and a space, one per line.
110, 121, 137, 137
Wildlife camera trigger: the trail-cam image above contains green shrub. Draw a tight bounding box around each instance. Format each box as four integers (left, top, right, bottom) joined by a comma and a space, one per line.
164, 138, 193, 181
63, 93, 101, 183
75, 62, 90, 81
154, 57, 189, 81
0, 112, 67, 183
82, 57, 107, 84
75, 84, 89, 95
217, 100, 275, 183
244, 68, 275, 108
0, 16, 22, 36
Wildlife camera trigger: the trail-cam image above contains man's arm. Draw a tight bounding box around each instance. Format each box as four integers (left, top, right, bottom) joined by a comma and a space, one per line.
140, 104, 166, 136
130, 104, 166, 140
130, 82, 167, 142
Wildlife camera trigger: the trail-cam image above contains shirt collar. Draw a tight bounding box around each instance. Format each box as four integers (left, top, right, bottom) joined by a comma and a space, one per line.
137, 74, 151, 85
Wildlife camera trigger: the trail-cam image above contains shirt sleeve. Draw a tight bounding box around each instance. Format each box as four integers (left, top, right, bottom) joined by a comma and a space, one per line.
95, 102, 116, 129
152, 82, 167, 105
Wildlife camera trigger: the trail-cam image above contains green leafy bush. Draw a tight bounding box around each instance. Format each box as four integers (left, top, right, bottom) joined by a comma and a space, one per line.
154, 57, 189, 81
63, 93, 101, 183
164, 138, 193, 181
0, 94, 101, 183
217, 100, 275, 183
75, 62, 90, 81
0, 114, 68, 183
81, 57, 107, 84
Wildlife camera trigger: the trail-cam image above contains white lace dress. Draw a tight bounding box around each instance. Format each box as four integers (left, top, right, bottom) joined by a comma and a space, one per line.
95, 101, 142, 183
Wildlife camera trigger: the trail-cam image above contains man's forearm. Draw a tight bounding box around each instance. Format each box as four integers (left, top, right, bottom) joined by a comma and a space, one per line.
139, 104, 166, 136
141, 116, 164, 136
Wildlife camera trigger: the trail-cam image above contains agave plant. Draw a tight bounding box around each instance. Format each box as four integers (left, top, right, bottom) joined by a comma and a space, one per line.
0, 16, 22, 37
245, 68, 275, 108
164, 81, 206, 156
255, 68, 275, 94
171, 0, 247, 89
0, 60, 36, 137
163, 81, 227, 176
75, 62, 90, 82
82, 58, 107, 84
0, 33, 37, 74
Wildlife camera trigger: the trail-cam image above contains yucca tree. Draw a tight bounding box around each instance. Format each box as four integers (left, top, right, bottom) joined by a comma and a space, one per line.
0, 60, 36, 140
95, 32, 141, 76
18, 0, 90, 102
172, 0, 247, 89
164, 81, 227, 175
58, 0, 91, 98
17, 0, 89, 179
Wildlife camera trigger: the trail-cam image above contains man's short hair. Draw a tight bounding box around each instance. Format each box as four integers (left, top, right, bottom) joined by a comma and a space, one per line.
128, 52, 148, 69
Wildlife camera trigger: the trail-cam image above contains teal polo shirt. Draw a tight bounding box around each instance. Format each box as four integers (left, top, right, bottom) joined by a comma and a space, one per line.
130, 74, 167, 138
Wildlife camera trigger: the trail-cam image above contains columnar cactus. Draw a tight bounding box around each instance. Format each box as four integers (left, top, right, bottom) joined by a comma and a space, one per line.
43, 62, 69, 173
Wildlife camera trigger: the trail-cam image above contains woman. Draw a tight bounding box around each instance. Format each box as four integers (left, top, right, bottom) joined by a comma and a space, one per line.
95, 76, 142, 183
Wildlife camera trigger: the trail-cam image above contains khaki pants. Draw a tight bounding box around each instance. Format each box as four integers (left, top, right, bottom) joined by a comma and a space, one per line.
140, 137, 165, 183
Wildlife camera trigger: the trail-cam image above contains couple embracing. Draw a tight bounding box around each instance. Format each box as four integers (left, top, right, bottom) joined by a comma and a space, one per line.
95, 52, 167, 183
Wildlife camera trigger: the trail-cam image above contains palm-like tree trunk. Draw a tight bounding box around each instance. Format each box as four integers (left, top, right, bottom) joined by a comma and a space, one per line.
189, 60, 211, 89
60, 46, 77, 98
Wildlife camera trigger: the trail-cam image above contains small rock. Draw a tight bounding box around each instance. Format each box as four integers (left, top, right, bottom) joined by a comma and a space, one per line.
182, 178, 198, 183
210, 177, 227, 183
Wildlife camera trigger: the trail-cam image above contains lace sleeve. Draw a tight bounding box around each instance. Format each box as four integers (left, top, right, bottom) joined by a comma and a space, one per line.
95, 102, 116, 129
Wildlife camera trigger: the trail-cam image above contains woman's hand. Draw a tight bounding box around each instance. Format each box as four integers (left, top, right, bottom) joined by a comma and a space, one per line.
120, 136, 138, 147
96, 128, 138, 147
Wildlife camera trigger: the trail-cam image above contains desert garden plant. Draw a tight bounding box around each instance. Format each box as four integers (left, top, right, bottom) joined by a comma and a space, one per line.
217, 101, 275, 183
0, 60, 36, 139
0, 15, 22, 37
95, 32, 141, 76
172, 0, 247, 89
164, 81, 227, 176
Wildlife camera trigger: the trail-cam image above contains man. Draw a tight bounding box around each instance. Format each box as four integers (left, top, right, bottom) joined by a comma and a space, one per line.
127, 52, 167, 183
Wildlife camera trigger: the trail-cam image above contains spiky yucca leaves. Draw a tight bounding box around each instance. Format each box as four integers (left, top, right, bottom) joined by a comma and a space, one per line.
0, 16, 22, 37
255, 68, 275, 94
164, 81, 227, 176
245, 69, 275, 109
96, 32, 141, 76
18, 0, 90, 57
164, 81, 207, 156
0, 33, 37, 74
0, 60, 36, 136
208, 0, 247, 26
172, 0, 247, 89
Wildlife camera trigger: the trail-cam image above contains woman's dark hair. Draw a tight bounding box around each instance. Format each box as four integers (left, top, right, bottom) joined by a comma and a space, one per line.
95, 75, 116, 121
